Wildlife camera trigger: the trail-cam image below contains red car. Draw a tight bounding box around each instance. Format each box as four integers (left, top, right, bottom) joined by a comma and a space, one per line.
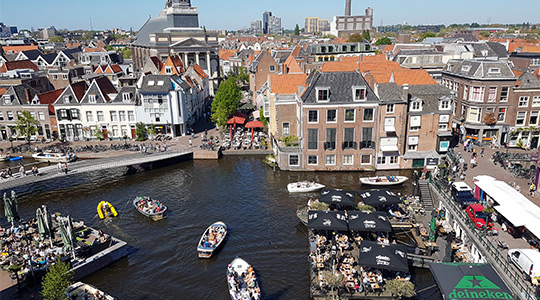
466, 204, 496, 231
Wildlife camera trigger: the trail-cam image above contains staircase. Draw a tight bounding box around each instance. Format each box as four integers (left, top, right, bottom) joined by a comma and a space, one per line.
419, 180, 434, 212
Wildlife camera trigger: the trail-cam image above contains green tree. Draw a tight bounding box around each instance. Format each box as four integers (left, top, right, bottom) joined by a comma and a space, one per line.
135, 122, 148, 141
235, 67, 249, 85
479, 31, 490, 38
294, 24, 300, 36
211, 77, 242, 127
259, 107, 268, 127
348, 33, 363, 43
104, 45, 113, 51
48, 36, 64, 43
41, 258, 73, 300
375, 36, 392, 45
82, 32, 94, 40
385, 279, 416, 299
362, 30, 371, 41
94, 128, 105, 141
14, 111, 39, 144
147, 124, 157, 137
419, 31, 437, 41
122, 47, 132, 59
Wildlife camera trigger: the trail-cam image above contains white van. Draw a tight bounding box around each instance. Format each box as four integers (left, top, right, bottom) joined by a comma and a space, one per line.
508, 249, 540, 282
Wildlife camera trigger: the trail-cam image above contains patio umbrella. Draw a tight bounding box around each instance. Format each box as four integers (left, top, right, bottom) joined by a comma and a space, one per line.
4, 192, 14, 226
59, 216, 76, 259
308, 210, 348, 231
357, 189, 401, 208
36, 206, 54, 247
245, 120, 264, 141
348, 211, 391, 232
357, 241, 409, 272
320, 189, 356, 207
10, 191, 19, 223
226, 116, 246, 130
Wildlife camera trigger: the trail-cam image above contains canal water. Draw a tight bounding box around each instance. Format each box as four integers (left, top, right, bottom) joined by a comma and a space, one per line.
13, 156, 437, 300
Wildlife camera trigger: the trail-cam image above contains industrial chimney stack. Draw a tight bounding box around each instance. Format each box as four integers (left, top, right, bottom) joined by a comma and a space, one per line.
345, 0, 352, 16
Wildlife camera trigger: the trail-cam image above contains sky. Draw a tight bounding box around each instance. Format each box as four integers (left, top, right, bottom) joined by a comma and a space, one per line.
0, 0, 539, 31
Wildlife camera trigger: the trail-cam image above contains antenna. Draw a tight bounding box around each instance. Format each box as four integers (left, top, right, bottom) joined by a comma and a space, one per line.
487, 17, 491, 25
90, 17, 93, 31
380, 18, 383, 27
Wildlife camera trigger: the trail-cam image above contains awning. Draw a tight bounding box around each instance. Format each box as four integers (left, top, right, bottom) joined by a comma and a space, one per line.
358, 241, 409, 272
384, 125, 396, 132
380, 145, 399, 152
429, 263, 514, 300
494, 205, 527, 227
403, 151, 441, 160
437, 131, 453, 137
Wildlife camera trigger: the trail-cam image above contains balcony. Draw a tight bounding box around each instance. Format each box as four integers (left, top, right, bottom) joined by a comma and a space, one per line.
323, 142, 336, 151
342, 141, 357, 150
359, 141, 375, 149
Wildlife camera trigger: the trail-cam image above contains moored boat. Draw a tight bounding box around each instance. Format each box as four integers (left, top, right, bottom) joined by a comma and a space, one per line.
9, 156, 22, 161
227, 257, 261, 300
360, 175, 408, 186
0, 153, 11, 161
287, 181, 325, 193
66, 282, 117, 300
133, 196, 167, 220
32, 151, 76, 163
296, 205, 308, 226
97, 201, 118, 219
197, 221, 227, 258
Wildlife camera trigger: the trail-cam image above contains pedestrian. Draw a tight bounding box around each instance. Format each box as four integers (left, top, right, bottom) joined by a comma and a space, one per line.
63, 162, 68, 174
189, 138, 192, 147
480, 147, 485, 157
19, 165, 25, 176
530, 183, 536, 197
464, 139, 469, 151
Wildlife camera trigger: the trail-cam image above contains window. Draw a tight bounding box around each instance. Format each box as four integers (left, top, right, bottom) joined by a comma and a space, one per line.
411, 101, 422, 111
410, 116, 421, 131
128, 111, 135, 121
62, 74, 68, 80
110, 111, 118, 122
344, 109, 355, 122
519, 96, 530, 107
269, 65, 275, 72
263, 101, 270, 118
89, 94, 97, 103
408, 136, 419, 151
97, 111, 104, 122
439, 100, 450, 110
38, 111, 45, 120
282, 122, 290, 136
377, 156, 386, 165
148, 80, 155, 86
530, 111, 539, 125
308, 110, 318, 123
289, 155, 299, 166
353, 87, 366, 101
467, 107, 482, 123
308, 155, 318, 165
343, 155, 353, 165
70, 109, 80, 120
0, 112, 3, 121
57, 109, 67, 120
325, 155, 336, 165
389, 156, 399, 164
386, 104, 395, 114
488, 87, 497, 102
464, 85, 468, 100
157, 81, 164, 86
361, 155, 371, 165
86, 111, 94, 122
500, 86, 509, 101
326, 109, 337, 122
165, 66, 173, 74
317, 88, 329, 102
439, 123, 448, 130
408, 144, 418, 151
52, 74, 58, 80
63, 95, 71, 103
488, 67, 500, 74
308, 129, 318, 150
7, 111, 13, 121
112, 125, 119, 137
122, 93, 132, 102
470, 86, 485, 101
533, 96, 540, 107
516, 111, 527, 126
363, 108, 374, 121
497, 108, 506, 122
532, 58, 540, 66
325, 128, 336, 150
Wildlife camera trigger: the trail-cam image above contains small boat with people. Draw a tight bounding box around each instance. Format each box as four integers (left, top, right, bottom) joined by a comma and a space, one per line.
360, 175, 408, 186
287, 181, 325, 193
97, 201, 118, 219
197, 221, 227, 258
133, 196, 167, 220
66, 282, 117, 300
227, 257, 261, 300
32, 151, 76, 163
296, 205, 308, 226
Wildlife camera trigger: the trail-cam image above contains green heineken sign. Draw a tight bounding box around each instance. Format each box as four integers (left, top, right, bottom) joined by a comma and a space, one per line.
429, 263, 515, 300
449, 276, 514, 299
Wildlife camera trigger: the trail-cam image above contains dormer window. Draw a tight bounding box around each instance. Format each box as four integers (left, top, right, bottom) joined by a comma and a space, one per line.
63, 95, 71, 103
461, 65, 471, 72
353, 87, 366, 101
165, 66, 173, 74
3, 95, 12, 104
411, 101, 422, 111
439, 99, 450, 110
89, 94, 97, 103
122, 92, 132, 102
317, 88, 329, 102
157, 81, 165, 86
488, 67, 500, 74
148, 80, 155, 86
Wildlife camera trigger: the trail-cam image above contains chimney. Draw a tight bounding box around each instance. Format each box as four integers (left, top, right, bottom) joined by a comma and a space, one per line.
345, 0, 352, 16
402, 84, 409, 101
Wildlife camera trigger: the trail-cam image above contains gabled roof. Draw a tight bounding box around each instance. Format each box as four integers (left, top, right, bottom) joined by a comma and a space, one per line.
161, 55, 185, 75
192, 64, 208, 79
41, 53, 57, 65
19, 49, 44, 61
80, 77, 117, 104
0, 60, 39, 73
140, 75, 173, 93
407, 84, 453, 113
55, 81, 89, 104
301, 70, 379, 104
516, 72, 540, 89
0, 84, 39, 106
376, 83, 405, 103
111, 86, 138, 104
444, 59, 515, 80
219, 49, 237, 61
269, 74, 307, 94
38, 88, 65, 114
284, 55, 303, 74
365, 69, 437, 86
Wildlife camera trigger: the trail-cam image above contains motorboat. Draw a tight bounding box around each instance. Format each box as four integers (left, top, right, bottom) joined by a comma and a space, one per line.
9, 156, 22, 161
133, 196, 167, 220
360, 176, 408, 186
296, 205, 308, 226
66, 282, 117, 300
97, 201, 118, 219
227, 257, 261, 300
32, 151, 76, 163
0, 153, 11, 161
197, 221, 227, 258
287, 181, 325, 193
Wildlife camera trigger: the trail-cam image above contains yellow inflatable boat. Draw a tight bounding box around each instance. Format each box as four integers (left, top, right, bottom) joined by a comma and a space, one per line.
97, 201, 118, 219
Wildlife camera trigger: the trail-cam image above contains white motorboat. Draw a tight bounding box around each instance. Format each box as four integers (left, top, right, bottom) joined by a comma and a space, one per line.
360, 175, 408, 186
66, 282, 117, 300
32, 152, 75, 163
287, 181, 325, 193
227, 257, 261, 300
197, 221, 227, 258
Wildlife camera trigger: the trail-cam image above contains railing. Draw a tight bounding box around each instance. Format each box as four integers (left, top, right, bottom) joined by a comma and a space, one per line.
341, 141, 357, 150
430, 179, 539, 300
359, 141, 375, 149
324, 141, 336, 151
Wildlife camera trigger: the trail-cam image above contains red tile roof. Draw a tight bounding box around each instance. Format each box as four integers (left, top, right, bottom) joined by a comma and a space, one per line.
0, 60, 39, 73
366, 69, 437, 85
71, 81, 89, 101
0, 88, 7, 96
1, 45, 38, 54
321, 60, 402, 73
193, 64, 208, 79
84, 48, 106, 53
513, 69, 524, 77
521, 45, 540, 53
284, 55, 303, 74
38, 89, 65, 115
269, 74, 307, 94
219, 49, 237, 61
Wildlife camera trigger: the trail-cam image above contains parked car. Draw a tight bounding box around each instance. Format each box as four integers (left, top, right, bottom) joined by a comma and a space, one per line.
508, 249, 540, 283
466, 204, 496, 232
451, 182, 479, 208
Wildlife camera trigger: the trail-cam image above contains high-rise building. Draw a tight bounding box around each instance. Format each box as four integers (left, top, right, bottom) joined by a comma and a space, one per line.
263, 11, 272, 34
318, 19, 330, 32
305, 17, 319, 34
331, 1, 374, 38
268, 15, 282, 35
250, 20, 263, 34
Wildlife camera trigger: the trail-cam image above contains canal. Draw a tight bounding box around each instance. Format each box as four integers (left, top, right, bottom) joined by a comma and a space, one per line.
14, 155, 436, 300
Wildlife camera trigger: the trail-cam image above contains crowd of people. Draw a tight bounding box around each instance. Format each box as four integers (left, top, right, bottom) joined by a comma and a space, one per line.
135, 197, 166, 215
0, 165, 39, 179
227, 263, 260, 300
200, 224, 226, 249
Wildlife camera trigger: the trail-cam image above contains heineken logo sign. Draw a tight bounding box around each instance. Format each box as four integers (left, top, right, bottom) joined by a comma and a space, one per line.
449, 276, 513, 300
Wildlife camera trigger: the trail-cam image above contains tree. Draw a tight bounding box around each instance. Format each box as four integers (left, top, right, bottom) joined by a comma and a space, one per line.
135, 122, 148, 141
48, 36, 64, 43
211, 77, 242, 127
259, 107, 268, 127
479, 31, 490, 38
94, 128, 105, 141
362, 30, 371, 41
122, 47, 132, 59
419, 31, 437, 41
375, 37, 392, 45
347, 33, 363, 43
311, 202, 329, 211
235, 67, 249, 85
385, 279, 416, 299
41, 258, 73, 300
294, 24, 300, 36
147, 124, 157, 138
82, 32, 94, 40
14, 111, 39, 144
